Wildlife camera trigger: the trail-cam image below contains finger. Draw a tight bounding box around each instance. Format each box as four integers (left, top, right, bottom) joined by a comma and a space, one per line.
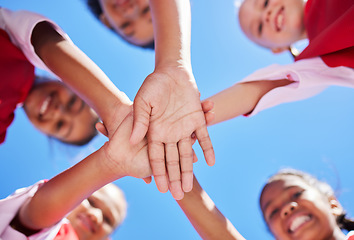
195, 126, 215, 166
143, 177, 152, 184
130, 97, 151, 145
165, 142, 184, 200
148, 140, 169, 193
201, 100, 214, 113
178, 137, 194, 192
205, 111, 215, 126
192, 149, 198, 163
95, 122, 108, 137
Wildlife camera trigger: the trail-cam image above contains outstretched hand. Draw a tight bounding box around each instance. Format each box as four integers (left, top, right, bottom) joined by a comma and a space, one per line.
130, 66, 215, 200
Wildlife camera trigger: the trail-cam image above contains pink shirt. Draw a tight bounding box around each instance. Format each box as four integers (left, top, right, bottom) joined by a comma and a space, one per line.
0, 181, 67, 240
240, 57, 354, 117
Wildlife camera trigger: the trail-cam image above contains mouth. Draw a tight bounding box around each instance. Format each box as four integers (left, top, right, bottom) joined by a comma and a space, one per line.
288, 214, 312, 234
38, 93, 54, 120
275, 6, 285, 32
77, 214, 95, 233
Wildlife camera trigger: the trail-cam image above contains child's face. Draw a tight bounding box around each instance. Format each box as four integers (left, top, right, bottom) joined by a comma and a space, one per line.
99, 0, 154, 47
238, 0, 306, 50
67, 184, 126, 240
260, 175, 340, 240
24, 81, 98, 144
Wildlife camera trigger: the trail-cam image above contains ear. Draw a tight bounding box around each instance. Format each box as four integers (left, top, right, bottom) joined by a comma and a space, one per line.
99, 13, 112, 29
329, 196, 343, 217
271, 47, 288, 54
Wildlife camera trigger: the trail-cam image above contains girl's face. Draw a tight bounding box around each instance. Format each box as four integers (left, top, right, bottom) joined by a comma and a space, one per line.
238, 0, 307, 50
23, 81, 98, 144
260, 175, 342, 240
99, 0, 154, 46
67, 184, 126, 240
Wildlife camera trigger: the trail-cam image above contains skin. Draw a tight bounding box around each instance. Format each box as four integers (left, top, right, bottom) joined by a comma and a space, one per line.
23, 81, 98, 144
67, 183, 126, 240
238, 0, 307, 51
260, 175, 346, 240
130, 0, 215, 201
98, 0, 154, 46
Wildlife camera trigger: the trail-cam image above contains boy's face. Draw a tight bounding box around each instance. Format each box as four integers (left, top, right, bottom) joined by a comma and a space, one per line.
24, 81, 98, 144
99, 0, 154, 47
67, 184, 127, 240
260, 175, 342, 240
238, 0, 306, 50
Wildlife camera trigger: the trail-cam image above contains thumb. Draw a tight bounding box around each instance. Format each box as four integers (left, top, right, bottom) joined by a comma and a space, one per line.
95, 122, 109, 138
130, 97, 151, 145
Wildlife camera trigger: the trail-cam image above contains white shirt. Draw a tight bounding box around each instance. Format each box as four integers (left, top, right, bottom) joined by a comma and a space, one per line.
240, 57, 354, 116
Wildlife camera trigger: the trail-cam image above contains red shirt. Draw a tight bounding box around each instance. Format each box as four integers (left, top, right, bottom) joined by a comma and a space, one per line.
0, 29, 35, 143
295, 0, 354, 68
53, 222, 79, 240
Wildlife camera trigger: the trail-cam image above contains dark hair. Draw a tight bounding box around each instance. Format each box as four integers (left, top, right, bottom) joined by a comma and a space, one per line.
262, 169, 354, 231
85, 0, 155, 50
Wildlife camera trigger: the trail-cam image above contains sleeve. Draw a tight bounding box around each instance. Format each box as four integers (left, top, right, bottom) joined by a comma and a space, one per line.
0, 8, 73, 74
0, 180, 66, 240
240, 57, 354, 117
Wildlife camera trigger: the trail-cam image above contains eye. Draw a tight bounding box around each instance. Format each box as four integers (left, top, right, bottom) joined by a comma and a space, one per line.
88, 198, 97, 208
103, 215, 112, 226
67, 96, 76, 110
264, 0, 269, 7
56, 120, 64, 131
258, 22, 263, 35
142, 5, 150, 15
268, 208, 279, 219
120, 21, 131, 30
292, 190, 304, 200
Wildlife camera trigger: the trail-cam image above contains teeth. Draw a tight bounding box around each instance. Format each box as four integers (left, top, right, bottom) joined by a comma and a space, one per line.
290, 215, 311, 232
277, 14, 283, 30
39, 96, 51, 115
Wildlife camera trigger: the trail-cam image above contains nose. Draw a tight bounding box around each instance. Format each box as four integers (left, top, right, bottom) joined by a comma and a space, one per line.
262, 8, 271, 23
281, 202, 298, 218
88, 208, 104, 229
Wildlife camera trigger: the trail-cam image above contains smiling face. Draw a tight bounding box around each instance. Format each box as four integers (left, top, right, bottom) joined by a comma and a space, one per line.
23, 80, 98, 145
238, 0, 307, 50
260, 175, 344, 240
98, 0, 154, 47
67, 183, 127, 240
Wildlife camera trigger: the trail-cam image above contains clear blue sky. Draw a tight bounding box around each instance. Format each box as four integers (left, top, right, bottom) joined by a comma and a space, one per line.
1, 1, 353, 239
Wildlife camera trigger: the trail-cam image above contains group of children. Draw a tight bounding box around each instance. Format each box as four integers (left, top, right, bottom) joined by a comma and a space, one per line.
0, 0, 353, 239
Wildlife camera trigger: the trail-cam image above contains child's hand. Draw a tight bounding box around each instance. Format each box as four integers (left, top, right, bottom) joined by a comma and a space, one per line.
101, 110, 152, 180
130, 65, 215, 200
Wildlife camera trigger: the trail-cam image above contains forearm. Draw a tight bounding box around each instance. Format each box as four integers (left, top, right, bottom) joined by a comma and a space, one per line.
149, 0, 191, 69
206, 79, 293, 125
177, 177, 245, 240
31, 22, 132, 127
17, 147, 123, 231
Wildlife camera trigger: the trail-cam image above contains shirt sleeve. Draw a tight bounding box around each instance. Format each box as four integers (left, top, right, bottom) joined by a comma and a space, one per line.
0, 8, 73, 74
0, 180, 66, 240
240, 57, 354, 117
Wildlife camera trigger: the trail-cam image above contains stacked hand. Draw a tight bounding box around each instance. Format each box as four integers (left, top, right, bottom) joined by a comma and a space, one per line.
130, 65, 215, 200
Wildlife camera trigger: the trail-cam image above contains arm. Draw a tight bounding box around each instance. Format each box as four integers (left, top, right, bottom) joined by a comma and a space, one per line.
31, 21, 131, 136
205, 79, 293, 126
177, 177, 245, 240
12, 110, 151, 232
131, 0, 215, 200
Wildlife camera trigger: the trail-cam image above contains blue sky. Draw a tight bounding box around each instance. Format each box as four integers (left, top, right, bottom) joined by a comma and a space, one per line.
1, 1, 353, 239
